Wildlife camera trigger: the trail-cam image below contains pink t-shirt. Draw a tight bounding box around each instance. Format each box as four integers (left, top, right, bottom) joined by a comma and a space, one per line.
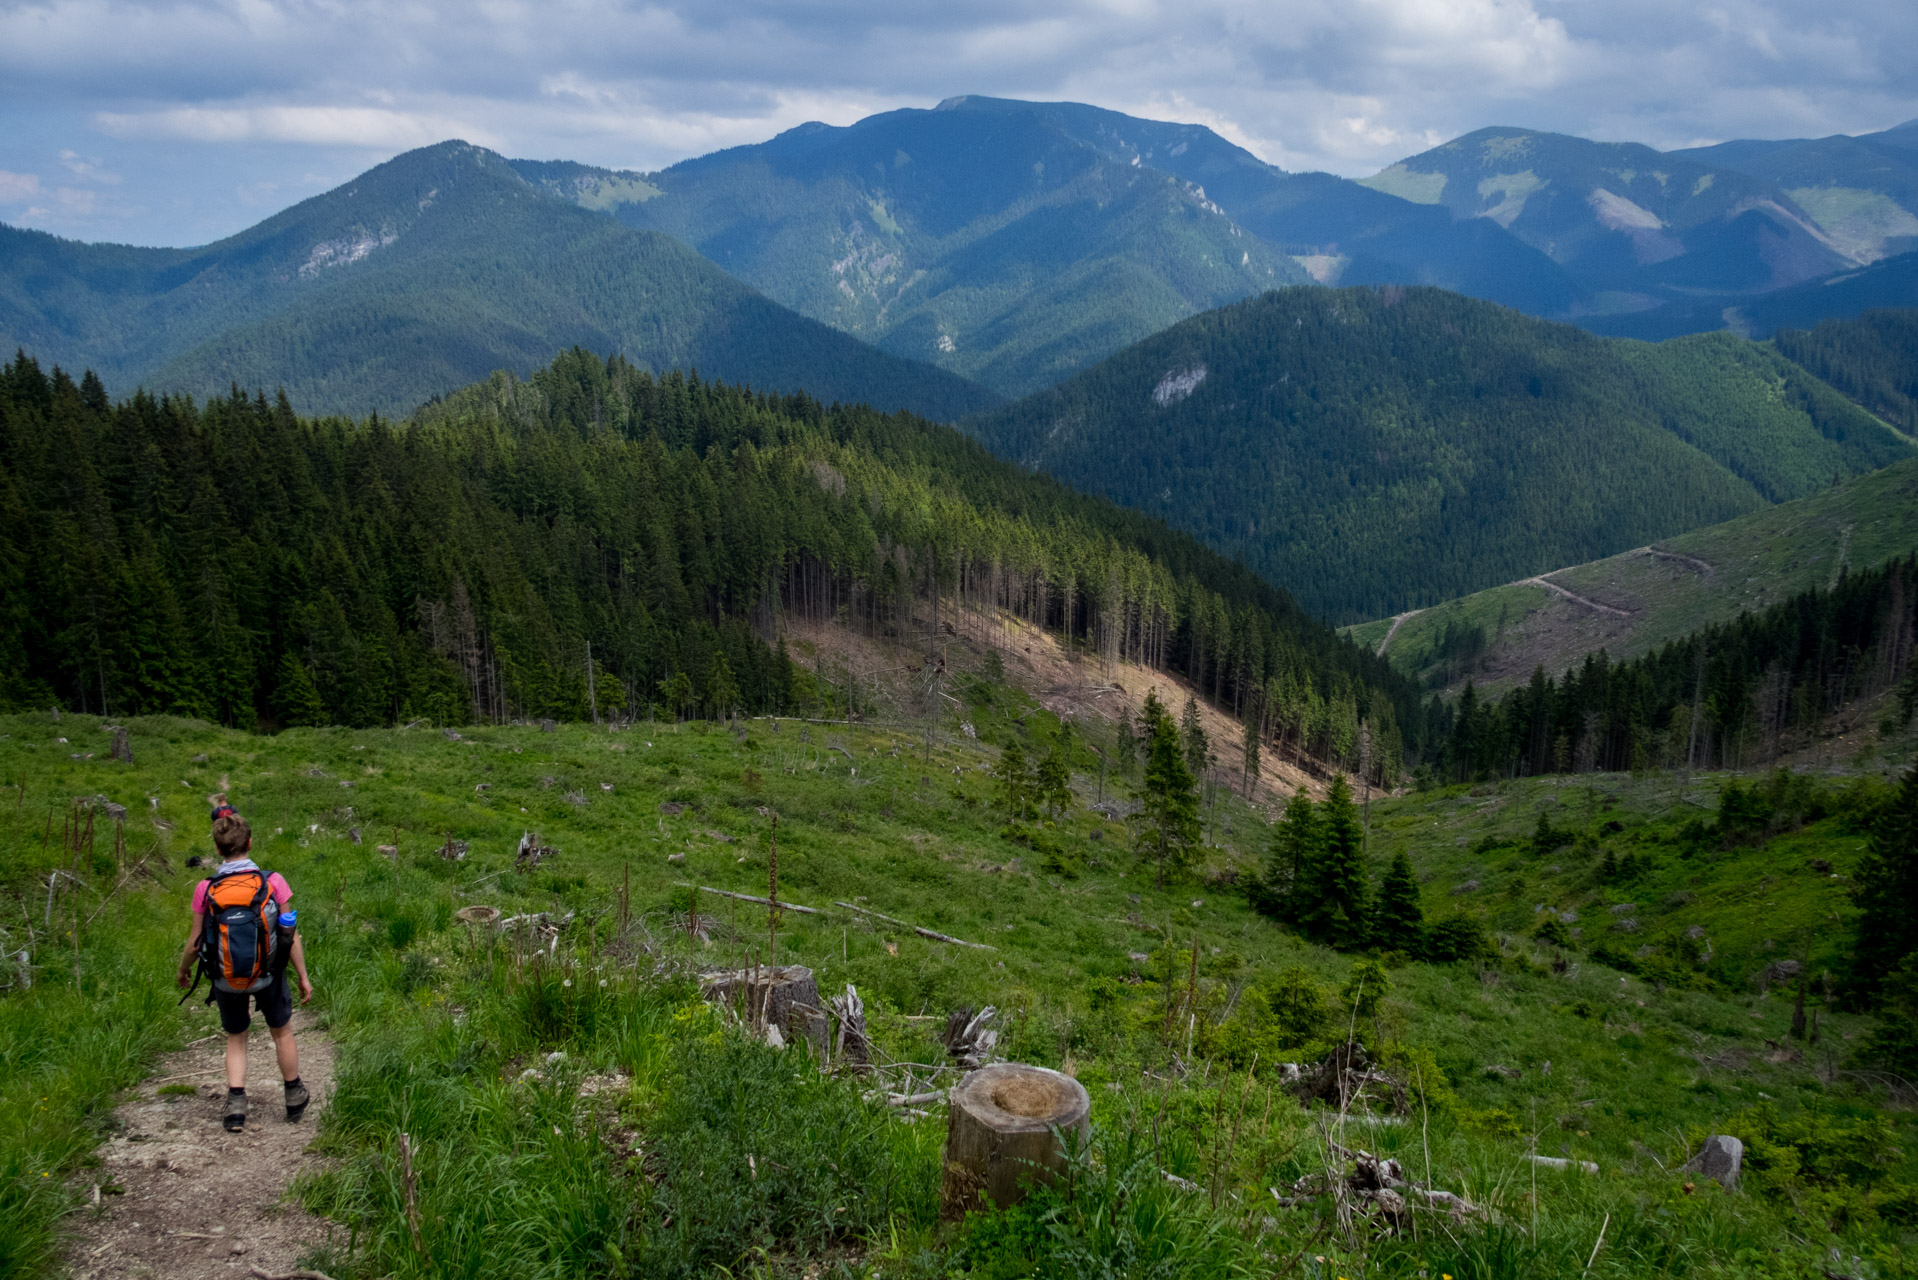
191, 860, 293, 915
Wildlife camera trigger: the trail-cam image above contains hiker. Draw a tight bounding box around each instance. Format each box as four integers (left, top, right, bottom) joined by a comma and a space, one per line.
175, 794, 314, 1132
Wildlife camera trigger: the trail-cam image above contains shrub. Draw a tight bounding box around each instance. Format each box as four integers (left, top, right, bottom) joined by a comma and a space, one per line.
1425, 915, 1496, 964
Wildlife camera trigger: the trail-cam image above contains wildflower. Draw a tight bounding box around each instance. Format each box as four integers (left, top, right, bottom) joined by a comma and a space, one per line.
562, 979, 573, 988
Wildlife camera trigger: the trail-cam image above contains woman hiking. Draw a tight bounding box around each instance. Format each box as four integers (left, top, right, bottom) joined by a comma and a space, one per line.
176, 795, 315, 1132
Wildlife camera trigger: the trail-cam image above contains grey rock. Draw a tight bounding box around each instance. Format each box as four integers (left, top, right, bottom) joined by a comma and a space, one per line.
1683, 1135, 1743, 1190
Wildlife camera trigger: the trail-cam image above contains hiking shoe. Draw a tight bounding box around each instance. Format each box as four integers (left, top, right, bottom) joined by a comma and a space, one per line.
223, 1092, 247, 1132
284, 1080, 310, 1122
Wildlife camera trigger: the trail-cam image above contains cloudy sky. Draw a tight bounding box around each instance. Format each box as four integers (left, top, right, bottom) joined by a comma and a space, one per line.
2, 0, 1914, 247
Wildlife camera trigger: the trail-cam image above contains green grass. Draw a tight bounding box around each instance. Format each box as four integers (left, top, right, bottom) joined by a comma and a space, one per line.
0, 707, 1913, 1277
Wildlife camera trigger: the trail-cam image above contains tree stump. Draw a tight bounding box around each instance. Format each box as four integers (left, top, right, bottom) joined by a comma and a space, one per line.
941, 1063, 1091, 1218
700, 965, 829, 1057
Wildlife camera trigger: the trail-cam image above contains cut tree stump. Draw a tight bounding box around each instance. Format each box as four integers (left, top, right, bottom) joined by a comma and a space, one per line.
941, 1063, 1090, 1217
700, 965, 829, 1057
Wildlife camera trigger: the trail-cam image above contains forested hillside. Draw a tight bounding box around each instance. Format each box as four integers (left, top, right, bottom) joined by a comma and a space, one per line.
0, 350, 1413, 764
1776, 309, 1918, 433
1432, 550, 1918, 781
0, 143, 996, 421
966, 285, 1911, 622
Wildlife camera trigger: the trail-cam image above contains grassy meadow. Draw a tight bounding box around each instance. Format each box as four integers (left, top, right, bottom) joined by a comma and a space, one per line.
0, 695, 1913, 1278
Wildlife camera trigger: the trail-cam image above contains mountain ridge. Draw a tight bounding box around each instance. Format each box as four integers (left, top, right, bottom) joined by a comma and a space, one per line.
0, 141, 999, 421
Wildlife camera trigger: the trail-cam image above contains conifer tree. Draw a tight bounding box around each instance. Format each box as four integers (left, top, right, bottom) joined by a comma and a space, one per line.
706, 653, 740, 722
658, 672, 695, 724
996, 742, 1035, 823
1136, 709, 1200, 888
1372, 851, 1424, 953
1241, 706, 1262, 795
272, 652, 327, 729
1181, 694, 1211, 781
1299, 774, 1368, 949
1114, 707, 1138, 779
1847, 764, 1918, 1005
1035, 722, 1075, 820
1262, 787, 1320, 922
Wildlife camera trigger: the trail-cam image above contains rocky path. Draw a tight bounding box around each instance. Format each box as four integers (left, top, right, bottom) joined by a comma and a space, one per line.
67, 1011, 337, 1280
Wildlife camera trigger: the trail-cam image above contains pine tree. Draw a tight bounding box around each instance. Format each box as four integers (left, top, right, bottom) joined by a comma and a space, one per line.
272, 652, 327, 729
658, 671, 695, 724
1261, 787, 1320, 922
1241, 707, 1262, 795
1847, 764, 1918, 1005
1299, 774, 1368, 949
1136, 710, 1200, 888
1114, 707, 1138, 778
1372, 851, 1424, 953
996, 742, 1035, 822
706, 653, 740, 722
1035, 722, 1075, 820
1181, 694, 1210, 782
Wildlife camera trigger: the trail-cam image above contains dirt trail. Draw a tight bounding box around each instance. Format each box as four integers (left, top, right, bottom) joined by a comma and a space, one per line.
1634, 546, 1714, 575
1520, 575, 1633, 619
1375, 609, 1423, 657
68, 1011, 337, 1280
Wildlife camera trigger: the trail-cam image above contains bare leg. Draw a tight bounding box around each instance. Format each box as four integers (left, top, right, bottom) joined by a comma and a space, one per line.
269, 1021, 300, 1082
225, 1031, 248, 1089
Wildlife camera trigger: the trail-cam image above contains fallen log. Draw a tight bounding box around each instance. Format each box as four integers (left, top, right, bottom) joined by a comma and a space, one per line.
680, 885, 823, 916
833, 901, 994, 949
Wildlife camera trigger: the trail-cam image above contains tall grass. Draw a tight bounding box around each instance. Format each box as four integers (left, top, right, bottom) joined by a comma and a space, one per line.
0, 899, 185, 1279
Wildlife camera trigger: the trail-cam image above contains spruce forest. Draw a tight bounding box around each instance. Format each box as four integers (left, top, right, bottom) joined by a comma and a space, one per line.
0, 349, 1412, 772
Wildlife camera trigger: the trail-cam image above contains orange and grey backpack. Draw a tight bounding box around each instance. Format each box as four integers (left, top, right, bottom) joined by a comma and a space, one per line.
180, 866, 287, 1004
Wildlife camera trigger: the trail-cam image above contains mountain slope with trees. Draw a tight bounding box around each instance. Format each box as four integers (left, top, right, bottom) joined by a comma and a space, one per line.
515, 101, 1309, 397
964, 285, 1911, 623
1774, 308, 1918, 433
0, 143, 997, 421
0, 349, 1415, 768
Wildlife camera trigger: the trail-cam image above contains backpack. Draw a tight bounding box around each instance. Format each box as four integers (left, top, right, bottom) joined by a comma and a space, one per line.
187, 867, 286, 1001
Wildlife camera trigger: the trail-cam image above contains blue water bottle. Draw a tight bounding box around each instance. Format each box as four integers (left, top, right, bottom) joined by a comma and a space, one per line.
273, 909, 297, 977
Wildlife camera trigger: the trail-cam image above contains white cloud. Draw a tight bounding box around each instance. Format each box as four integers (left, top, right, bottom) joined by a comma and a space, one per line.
94, 104, 498, 149
0, 170, 43, 203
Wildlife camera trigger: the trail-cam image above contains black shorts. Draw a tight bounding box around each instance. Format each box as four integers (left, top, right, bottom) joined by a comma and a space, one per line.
214, 973, 292, 1034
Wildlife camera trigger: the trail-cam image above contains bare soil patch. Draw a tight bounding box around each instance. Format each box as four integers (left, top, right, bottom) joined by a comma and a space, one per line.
67, 1011, 336, 1280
